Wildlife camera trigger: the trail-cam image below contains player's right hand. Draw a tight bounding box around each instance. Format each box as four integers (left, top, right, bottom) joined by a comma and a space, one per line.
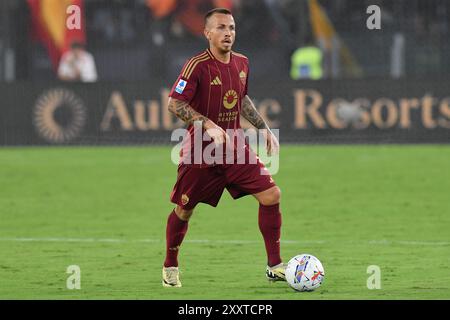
264, 129, 280, 156
204, 120, 230, 145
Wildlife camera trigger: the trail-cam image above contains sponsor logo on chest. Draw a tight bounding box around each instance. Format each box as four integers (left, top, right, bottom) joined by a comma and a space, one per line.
223, 90, 238, 110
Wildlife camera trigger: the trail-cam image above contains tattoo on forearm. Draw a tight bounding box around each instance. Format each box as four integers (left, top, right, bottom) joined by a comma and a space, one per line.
241, 95, 268, 129
169, 98, 209, 125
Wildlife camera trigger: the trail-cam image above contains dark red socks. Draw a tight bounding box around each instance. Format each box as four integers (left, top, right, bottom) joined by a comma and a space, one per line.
258, 203, 282, 267
164, 210, 189, 267
164, 205, 281, 268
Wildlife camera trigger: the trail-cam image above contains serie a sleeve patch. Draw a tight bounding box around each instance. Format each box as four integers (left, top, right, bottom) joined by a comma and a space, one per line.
175, 79, 187, 94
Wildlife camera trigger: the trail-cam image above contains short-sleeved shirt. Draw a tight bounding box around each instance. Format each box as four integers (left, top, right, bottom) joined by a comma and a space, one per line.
58, 50, 98, 82
169, 48, 250, 167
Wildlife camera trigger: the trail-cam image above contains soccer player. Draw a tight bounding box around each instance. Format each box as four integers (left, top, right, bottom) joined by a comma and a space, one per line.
162, 8, 285, 287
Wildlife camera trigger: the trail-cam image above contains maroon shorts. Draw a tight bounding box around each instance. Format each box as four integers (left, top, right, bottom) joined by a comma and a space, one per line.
170, 159, 276, 210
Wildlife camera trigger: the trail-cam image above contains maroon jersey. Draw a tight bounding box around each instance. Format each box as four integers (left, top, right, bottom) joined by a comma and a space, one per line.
169, 48, 250, 167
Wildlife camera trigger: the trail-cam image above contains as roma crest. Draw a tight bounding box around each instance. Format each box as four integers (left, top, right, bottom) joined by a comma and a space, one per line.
181, 194, 190, 206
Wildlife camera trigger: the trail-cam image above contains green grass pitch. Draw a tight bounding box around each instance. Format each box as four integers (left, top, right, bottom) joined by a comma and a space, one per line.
0, 145, 449, 299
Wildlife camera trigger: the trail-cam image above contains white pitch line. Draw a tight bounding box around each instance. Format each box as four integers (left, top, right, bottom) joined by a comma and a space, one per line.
0, 238, 448, 246
396, 240, 450, 246
0, 238, 324, 245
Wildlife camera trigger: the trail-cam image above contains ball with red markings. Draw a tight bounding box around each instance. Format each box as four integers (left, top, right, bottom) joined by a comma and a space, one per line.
286, 254, 325, 292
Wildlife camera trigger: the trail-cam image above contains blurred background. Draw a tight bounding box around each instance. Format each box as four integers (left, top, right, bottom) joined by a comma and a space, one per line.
0, 1, 449, 300
0, 0, 449, 145
1, 0, 450, 82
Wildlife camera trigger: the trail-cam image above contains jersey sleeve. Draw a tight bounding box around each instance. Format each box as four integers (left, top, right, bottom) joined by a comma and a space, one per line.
168, 59, 201, 104
243, 60, 250, 96
244, 65, 249, 96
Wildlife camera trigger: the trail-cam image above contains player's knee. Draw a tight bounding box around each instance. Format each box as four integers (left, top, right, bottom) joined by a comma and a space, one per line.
270, 186, 282, 204
260, 186, 281, 206
175, 206, 193, 221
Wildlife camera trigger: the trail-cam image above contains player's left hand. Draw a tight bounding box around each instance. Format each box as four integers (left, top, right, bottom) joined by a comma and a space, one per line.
263, 129, 279, 156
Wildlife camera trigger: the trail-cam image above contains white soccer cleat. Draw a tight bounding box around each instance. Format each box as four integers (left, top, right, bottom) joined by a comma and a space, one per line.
162, 266, 182, 287
266, 262, 287, 282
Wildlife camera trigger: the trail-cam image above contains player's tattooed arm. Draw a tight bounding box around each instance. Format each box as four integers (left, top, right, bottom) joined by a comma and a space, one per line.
168, 97, 209, 126
241, 95, 269, 129
242, 95, 279, 155
168, 97, 229, 145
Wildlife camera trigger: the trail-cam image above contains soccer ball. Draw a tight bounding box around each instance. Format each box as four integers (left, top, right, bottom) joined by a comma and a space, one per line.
286, 254, 325, 292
